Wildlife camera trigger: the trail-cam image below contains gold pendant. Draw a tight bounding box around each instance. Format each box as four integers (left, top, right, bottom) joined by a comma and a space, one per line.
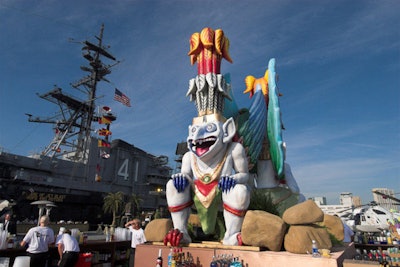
201, 174, 211, 183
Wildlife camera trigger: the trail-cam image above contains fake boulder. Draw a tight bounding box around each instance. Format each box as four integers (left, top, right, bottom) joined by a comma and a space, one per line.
241, 210, 287, 251
282, 199, 324, 225
284, 224, 332, 254
317, 214, 345, 241
144, 218, 173, 242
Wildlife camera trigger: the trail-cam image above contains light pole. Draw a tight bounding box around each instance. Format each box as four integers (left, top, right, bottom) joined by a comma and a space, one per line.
46, 203, 57, 216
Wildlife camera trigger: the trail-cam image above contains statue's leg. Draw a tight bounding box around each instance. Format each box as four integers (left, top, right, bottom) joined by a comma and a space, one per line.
221, 184, 250, 245
166, 179, 193, 243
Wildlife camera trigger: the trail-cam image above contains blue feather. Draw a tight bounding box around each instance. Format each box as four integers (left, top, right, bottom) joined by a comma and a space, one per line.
223, 73, 240, 119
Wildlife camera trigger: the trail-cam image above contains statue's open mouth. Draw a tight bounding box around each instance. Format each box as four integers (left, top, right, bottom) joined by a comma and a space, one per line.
189, 137, 216, 157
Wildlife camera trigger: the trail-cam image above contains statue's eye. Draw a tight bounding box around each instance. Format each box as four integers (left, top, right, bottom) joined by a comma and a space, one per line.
206, 123, 217, 132
191, 126, 197, 133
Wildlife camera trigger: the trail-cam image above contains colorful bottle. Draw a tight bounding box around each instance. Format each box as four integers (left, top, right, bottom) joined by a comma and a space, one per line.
354, 249, 362, 260
171, 247, 178, 267
311, 240, 320, 257
210, 255, 218, 267
186, 252, 195, 267
362, 249, 369, 261
387, 231, 393, 245
167, 248, 173, 267
156, 249, 163, 267
230, 257, 243, 267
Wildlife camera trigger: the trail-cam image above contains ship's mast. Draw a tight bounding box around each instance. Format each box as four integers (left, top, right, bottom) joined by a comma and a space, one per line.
27, 24, 118, 163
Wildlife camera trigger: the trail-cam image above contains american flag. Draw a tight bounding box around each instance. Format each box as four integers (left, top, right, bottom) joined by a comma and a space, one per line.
114, 88, 131, 107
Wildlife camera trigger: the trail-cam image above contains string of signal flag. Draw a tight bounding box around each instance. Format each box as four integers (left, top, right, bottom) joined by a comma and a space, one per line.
95, 89, 130, 181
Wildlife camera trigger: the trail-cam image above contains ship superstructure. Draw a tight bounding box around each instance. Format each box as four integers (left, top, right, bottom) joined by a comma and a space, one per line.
0, 25, 170, 226
26, 24, 117, 164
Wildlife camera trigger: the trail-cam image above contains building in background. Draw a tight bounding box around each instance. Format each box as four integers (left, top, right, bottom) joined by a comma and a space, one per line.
313, 192, 362, 217
312, 196, 327, 206
313, 189, 399, 217
372, 188, 399, 211
339, 192, 354, 206
352, 196, 362, 208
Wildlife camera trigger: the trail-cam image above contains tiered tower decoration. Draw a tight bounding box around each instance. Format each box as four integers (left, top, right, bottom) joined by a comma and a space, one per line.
186, 27, 233, 122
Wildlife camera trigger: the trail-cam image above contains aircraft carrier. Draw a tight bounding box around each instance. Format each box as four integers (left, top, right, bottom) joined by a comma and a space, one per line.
0, 25, 170, 227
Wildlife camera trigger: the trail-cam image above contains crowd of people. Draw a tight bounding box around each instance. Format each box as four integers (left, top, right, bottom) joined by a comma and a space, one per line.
2, 210, 354, 267
17, 215, 83, 267
0, 212, 148, 267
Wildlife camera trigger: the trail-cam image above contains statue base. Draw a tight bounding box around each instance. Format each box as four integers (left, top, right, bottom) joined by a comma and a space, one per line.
135, 242, 356, 267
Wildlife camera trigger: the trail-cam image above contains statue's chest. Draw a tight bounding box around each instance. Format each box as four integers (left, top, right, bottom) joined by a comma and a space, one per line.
191, 153, 232, 184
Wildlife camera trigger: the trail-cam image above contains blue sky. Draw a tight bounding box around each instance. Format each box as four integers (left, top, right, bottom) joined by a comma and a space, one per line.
1, 0, 399, 205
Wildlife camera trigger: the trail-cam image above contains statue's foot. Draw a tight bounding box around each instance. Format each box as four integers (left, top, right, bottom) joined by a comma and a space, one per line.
222, 232, 241, 246
163, 229, 192, 246
237, 232, 243, 246
181, 232, 192, 244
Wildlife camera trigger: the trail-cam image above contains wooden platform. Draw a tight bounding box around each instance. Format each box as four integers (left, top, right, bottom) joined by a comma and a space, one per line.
152, 241, 262, 251
135, 242, 356, 267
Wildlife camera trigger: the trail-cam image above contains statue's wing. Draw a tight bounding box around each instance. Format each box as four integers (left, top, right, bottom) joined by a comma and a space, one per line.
267, 58, 285, 179
223, 59, 284, 177
238, 88, 267, 168
223, 73, 267, 172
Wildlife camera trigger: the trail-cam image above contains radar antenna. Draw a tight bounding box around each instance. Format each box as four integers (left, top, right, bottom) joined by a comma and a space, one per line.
27, 24, 119, 163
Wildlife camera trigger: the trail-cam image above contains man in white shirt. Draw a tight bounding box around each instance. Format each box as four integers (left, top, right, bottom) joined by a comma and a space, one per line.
125, 218, 146, 267
20, 215, 55, 267
56, 228, 80, 267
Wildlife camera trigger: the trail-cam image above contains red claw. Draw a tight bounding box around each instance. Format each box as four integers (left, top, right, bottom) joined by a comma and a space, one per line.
164, 229, 183, 247
174, 229, 182, 246
171, 229, 177, 246
164, 229, 173, 246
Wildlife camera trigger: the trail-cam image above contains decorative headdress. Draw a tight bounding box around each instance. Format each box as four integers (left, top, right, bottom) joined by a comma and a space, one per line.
186, 28, 233, 124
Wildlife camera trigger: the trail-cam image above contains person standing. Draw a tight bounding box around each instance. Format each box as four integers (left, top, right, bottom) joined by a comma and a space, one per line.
125, 218, 146, 267
343, 220, 354, 243
20, 215, 55, 267
56, 229, 80, 267
1, 213, 16, 235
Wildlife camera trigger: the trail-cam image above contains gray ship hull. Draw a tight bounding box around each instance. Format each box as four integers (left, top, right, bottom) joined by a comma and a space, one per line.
0, 138, 170, 227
